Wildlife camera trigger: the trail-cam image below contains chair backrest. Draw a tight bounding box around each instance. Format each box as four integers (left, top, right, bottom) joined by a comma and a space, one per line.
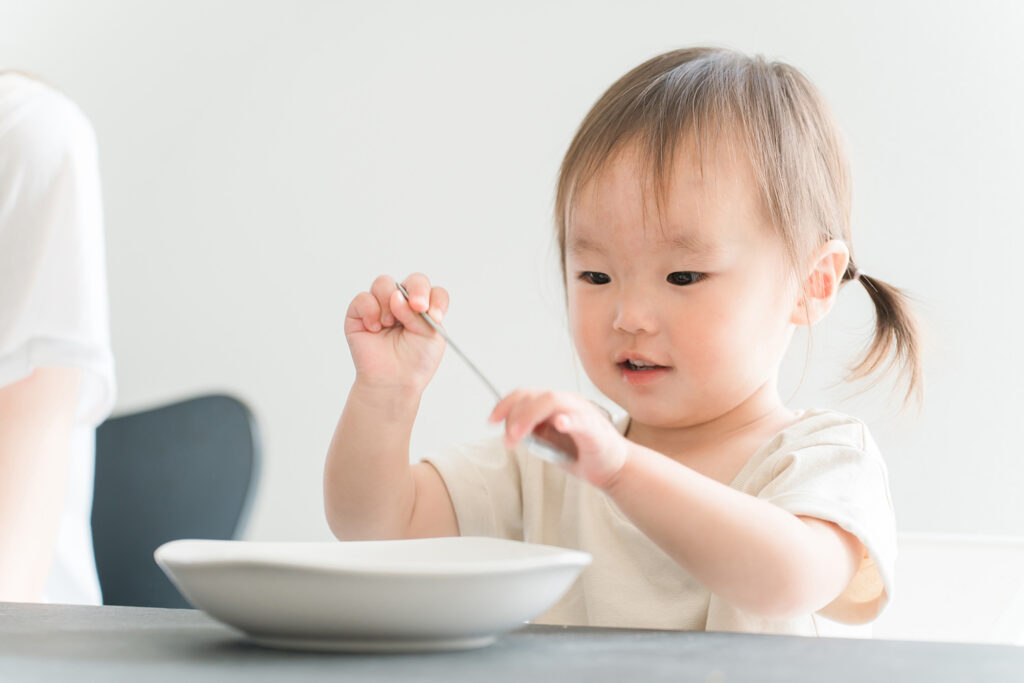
91, 394, 260, 608
871, 532, 1024, 644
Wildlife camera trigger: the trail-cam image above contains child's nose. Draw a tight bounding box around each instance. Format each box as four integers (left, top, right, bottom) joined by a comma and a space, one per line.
612, 293, 659, 335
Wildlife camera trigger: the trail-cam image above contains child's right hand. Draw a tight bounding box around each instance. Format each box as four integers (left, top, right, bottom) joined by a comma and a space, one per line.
344, 273, 450, 395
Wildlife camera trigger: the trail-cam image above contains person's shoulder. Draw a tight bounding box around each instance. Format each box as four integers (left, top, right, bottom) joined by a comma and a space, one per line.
777, 407, 873, 453
0, 72, 97, 166
1, 71, 88, 120
746, 407, 886, 479
738, 408, 886, 490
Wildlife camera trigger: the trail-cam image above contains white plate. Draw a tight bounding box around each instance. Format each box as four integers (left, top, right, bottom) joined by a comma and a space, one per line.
154, 536, 591, 652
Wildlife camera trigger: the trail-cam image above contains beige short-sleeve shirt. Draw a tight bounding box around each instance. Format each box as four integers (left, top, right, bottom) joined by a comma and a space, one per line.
422, 408, 896, 637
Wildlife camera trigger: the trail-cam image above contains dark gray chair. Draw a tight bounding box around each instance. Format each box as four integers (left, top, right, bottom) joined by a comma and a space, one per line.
91, 394, 260, 608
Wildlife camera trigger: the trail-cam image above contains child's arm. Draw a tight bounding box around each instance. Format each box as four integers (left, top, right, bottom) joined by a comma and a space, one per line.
323, 273, 458, 541
602, 442, 864, 621
490, 389, 865, 621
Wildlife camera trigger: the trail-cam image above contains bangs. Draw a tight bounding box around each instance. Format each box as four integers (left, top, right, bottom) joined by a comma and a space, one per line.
560, 52, 739, 235
555, 47, 850, 280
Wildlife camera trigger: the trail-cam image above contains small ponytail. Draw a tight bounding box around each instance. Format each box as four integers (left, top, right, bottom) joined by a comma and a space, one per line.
841, 262, 924, 411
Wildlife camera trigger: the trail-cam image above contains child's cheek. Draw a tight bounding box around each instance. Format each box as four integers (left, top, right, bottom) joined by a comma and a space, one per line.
670, 311, 729, 381
567, 302, 601, 357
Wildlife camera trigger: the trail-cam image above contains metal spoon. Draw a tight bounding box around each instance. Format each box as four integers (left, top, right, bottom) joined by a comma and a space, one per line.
395, 282, 574, 467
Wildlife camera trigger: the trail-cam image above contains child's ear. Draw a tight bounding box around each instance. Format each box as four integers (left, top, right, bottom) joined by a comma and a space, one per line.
789, 239, 850, 327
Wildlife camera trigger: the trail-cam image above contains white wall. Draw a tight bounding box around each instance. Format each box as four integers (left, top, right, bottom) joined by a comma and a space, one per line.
2, 0, 1021, 541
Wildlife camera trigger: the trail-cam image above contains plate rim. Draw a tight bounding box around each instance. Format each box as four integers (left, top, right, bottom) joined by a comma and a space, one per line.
155, 536, 593, 578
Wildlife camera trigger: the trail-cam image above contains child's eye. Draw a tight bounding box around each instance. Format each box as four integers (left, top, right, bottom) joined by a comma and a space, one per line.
578, 271, 611, 285
667, 272, 706, 286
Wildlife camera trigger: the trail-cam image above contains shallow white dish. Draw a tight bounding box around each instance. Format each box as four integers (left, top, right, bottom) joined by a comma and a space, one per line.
155, 536, 591, 652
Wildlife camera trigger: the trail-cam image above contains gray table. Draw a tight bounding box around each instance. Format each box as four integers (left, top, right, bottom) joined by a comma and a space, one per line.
2, 602, 1022, 682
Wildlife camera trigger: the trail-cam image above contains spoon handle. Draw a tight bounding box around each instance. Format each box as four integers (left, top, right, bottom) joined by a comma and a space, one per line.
395, 282, 502, 402
395, 281, 574, 467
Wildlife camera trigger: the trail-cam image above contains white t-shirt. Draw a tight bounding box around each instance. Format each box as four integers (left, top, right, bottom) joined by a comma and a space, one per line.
423, 407, 897, 637
0, 72, 116, 604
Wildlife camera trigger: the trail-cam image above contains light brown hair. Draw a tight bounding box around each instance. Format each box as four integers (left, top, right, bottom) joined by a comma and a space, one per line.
554, 47, 923, 409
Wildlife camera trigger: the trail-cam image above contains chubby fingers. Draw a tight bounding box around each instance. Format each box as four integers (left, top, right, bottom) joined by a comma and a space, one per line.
345, 290, 384, 334
388, 288, 433, 336
488, 389, 575, 449
348, 273, 450, 337
401, 272, 433, 315
400, 273, 449, 321
369, 274, 398, 327
403, 272, 450, 317
388, 273, 449, 336
427, 285, 449, 323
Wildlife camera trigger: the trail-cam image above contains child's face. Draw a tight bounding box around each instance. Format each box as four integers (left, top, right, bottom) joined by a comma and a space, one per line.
565, 137, 799, 428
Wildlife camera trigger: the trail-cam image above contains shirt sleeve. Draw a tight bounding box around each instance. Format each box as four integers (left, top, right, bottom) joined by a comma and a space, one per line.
758, 420, 897, 624
420, 435, 524, 541
0, 74, 116, 427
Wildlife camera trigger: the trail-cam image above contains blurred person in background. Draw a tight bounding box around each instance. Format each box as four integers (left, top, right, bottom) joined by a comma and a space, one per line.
0, 71, 116, 603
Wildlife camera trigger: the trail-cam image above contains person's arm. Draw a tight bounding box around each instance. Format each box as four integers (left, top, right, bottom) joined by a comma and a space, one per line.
323, 273, 458, 541
601, 442, 865, 620
324, 384, 458, 540
0, 366, 81, 602
489, 389, 869, 622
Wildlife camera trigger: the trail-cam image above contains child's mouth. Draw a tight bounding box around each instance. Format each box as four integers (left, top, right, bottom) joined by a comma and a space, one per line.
620, 360, 666, 371
618, 360, 671, 385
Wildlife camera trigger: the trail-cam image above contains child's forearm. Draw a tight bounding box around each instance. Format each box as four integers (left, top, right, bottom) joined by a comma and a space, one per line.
323, 382, 421, 541
603, 443, 858, 619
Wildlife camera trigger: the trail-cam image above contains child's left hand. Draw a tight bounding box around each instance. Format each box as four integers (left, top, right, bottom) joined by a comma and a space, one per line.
487, 389, 629, 490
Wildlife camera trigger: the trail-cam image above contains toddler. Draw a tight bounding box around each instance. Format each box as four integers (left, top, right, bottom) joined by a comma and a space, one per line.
323, 47, 921, 637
